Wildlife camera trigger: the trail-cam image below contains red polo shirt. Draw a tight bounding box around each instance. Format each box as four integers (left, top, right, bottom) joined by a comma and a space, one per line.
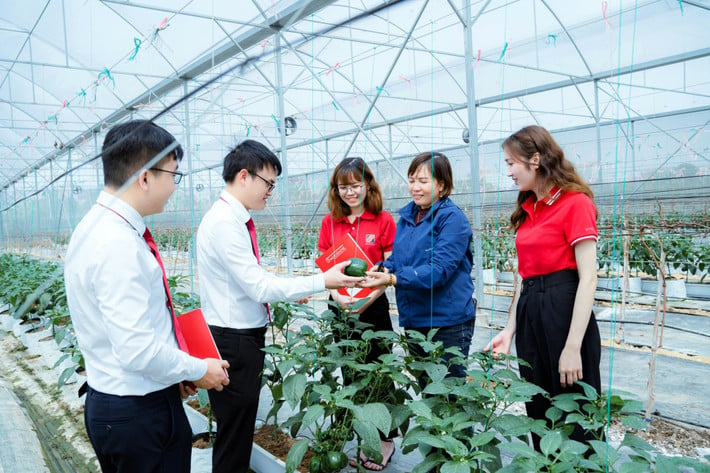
516, 188, 597, 279
318, 210, 396, 265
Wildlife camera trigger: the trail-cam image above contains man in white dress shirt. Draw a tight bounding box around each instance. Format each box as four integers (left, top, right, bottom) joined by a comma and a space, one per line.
65, 120, 230, 473
196, 140, 363, 473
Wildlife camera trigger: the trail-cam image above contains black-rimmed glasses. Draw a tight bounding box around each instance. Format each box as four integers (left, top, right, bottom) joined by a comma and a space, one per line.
150, 168, 185, 184
249, 171, 276, 192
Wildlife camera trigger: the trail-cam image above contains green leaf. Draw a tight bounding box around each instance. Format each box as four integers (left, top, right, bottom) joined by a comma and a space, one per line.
540, 431, 562, 456
57, 366, 75, 388
197, 388, 210, 408
425, 363, 449, 383
621, 415, 648, 431
283, 373, 307, 409
500, 440, 539, 459
285, 439, 309, 473
422, 382, 451, 395
301, 404, 324, 430
355, 403, 392, 436
470, 430, 497, 447
441, 460, 472, 473
353, 419, 382, 462
277, 359, 298, 377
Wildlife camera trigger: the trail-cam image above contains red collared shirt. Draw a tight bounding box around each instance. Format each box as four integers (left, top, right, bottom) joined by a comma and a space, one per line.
516, 188, 597, 279
318, 210, 396, 265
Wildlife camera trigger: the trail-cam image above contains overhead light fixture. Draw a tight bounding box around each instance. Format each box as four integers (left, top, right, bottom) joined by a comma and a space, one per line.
462, 128, 470, 144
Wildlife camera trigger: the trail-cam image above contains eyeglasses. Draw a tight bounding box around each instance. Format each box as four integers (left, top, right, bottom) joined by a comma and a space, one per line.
150, 168, 184, 184
249, 171, 276, 192
337, 184, 364, 194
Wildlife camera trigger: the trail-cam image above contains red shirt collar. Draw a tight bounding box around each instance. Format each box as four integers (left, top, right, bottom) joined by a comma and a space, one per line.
333, 209, 376, 223
522, 186, 563, 214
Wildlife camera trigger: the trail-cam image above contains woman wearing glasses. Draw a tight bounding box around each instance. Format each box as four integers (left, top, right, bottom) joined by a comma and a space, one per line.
318, 157, 398, 471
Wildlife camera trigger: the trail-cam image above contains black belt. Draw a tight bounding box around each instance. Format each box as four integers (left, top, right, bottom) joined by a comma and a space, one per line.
209, 325, 267, 337
521, 269, 578, 294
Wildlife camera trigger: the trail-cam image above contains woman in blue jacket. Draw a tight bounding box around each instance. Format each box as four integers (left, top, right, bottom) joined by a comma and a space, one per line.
362, 151, 475, 383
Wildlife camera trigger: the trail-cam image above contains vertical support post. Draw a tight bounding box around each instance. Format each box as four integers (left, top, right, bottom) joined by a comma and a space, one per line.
184, 80, 197, 292
631, 120, 636, 181
0, 189, 5, 249
275, 31, 294, 274
594, 79, 602, 184
464, 2, 485, 311
14, 185, 19, 244
67, 148, 75, 232
94, 130, 101, 196
34, 170, 39, 241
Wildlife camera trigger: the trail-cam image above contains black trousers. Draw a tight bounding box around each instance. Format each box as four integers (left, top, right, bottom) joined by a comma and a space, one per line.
208, 325, 267, 473
84, 385, 191, 473
515, 269, 602, 450
332, 293, 398, 440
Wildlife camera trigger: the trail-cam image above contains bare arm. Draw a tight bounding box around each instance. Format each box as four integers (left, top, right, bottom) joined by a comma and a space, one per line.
484, 273, 521, 355
558, 239, 598, 387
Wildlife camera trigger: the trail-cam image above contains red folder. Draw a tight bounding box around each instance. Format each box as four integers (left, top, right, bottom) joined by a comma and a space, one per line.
315, 233, 375, 298
176, 308, 222, 360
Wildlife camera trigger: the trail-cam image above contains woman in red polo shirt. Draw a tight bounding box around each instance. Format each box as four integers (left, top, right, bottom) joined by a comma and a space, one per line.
485, 125, 602, 451
318, 157, 397, 471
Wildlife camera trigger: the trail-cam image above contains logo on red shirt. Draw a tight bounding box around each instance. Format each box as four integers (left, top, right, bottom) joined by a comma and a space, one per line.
365, 234, 376, 245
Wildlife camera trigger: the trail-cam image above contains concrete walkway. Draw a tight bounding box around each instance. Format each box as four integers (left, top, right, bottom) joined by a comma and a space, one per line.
0, 377, 49, 473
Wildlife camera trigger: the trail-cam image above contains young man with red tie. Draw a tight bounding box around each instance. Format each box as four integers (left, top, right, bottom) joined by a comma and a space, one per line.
64, 120, 230, 473
196, 140, 363, 473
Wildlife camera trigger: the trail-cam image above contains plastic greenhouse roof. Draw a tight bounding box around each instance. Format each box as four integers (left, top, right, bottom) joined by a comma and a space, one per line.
1, 0, 709, 192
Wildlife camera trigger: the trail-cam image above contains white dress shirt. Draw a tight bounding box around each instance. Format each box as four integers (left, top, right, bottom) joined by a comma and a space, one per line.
64, 191, 207, 396
196, 190, 326, 329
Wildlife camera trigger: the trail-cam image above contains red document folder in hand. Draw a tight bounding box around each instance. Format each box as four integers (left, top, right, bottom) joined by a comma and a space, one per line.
315, 233, 375, 298
176, 308, 222, 360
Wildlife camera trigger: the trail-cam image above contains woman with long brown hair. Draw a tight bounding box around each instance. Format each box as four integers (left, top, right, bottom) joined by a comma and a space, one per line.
318, 157, 397, 470
485, 125, 602, 450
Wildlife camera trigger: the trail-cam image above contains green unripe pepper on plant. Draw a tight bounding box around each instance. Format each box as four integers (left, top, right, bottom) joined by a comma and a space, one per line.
309, 455, 323, 473
326, 451, 348, 470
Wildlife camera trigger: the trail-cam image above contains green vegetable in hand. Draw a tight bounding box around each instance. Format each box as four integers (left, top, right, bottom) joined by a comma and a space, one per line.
344, 258, 368, 277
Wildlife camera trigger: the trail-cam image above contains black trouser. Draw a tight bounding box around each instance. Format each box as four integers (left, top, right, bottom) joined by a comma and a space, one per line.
208, 325, 267, 473
515, 269, 602, 450
331, 293, 398, 440
84, 384, 191, 473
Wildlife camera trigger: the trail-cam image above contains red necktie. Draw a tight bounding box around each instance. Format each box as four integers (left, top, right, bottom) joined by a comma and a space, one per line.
246, 218, 270, 320
143, 228, 189, 352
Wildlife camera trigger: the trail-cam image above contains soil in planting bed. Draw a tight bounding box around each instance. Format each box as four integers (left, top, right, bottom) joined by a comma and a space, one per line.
253, 424, 314, 473
610, 417, 710, 459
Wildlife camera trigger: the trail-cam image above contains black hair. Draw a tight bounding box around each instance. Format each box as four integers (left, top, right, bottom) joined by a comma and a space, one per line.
408, 151, 454, 199
102, 120, 183, 188
222, 140, 282, 183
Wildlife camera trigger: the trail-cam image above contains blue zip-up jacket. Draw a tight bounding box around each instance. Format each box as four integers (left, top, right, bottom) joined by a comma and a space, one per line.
384, 197, 475, 329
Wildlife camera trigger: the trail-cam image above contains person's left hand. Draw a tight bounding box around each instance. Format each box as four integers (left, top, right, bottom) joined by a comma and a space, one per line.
179, 381, 197, 399
358, 270, 390, 288
558, 345, 583, 388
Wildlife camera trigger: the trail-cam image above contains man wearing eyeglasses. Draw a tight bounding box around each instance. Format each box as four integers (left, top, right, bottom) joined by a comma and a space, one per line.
196, 140, 363, 473
64, 120, 230, 473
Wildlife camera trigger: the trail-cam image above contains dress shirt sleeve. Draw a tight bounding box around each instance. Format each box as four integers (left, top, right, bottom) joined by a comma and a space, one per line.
214, 219, 325, 302
397, 209, 472, 290
93, 239, 207, 384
